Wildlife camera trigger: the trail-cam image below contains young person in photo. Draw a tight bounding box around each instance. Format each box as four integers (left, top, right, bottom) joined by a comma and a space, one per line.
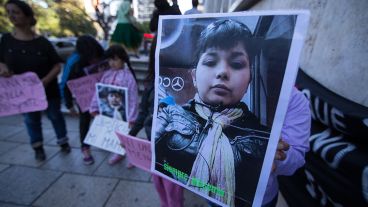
89, 44, 139, 166
99, 87, 127, 121
0, 0, 71, 161
154, 19, 310, 207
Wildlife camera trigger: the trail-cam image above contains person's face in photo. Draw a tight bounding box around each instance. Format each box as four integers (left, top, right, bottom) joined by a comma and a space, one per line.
6, 4, 29, 27
192, 42, 251, 106
108, 56, 125, 70
107, 92, 123, 108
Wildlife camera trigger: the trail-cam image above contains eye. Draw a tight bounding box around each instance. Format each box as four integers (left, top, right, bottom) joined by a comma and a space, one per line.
230, 60, 247, 70
201, 58, 217, 67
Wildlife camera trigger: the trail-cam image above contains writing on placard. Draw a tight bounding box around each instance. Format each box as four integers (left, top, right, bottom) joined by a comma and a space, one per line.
84, 115, 129, 155
66, 72, 104, 112
0, 72, 47, 117
116, 132, 151, 172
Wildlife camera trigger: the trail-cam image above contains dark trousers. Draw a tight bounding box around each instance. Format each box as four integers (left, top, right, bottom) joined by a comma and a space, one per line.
78, 110, 91, 149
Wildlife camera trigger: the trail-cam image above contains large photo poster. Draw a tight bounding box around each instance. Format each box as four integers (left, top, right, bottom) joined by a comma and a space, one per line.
151, 11, 309, 207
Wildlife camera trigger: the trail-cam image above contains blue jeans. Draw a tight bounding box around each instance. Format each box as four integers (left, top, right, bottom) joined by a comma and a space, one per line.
23, 98, 68, 148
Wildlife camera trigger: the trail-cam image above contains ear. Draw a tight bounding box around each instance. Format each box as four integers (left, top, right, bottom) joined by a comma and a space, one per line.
191, 69, 197, 87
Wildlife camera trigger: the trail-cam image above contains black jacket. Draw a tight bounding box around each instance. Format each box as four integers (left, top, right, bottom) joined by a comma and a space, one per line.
155, 99, 270, 206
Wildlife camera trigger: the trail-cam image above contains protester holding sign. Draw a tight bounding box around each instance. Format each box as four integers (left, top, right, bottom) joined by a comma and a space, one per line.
0, 0, 71, 161
89, 44, 139, 166
154, 18, 311, 207
63, 35, 105, 165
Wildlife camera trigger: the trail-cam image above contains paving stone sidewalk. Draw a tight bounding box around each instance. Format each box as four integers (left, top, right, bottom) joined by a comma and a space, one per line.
0, 114, 288, 207
0, 114, 207, 207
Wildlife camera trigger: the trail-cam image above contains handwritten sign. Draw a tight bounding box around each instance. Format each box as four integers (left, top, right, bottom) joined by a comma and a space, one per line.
84, 115, 129, 155
66, 72, 104, 112
0, 72, 47, 117
116, 132, 151, 172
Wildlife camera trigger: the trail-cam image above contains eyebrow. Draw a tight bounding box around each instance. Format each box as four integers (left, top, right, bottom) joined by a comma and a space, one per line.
230, 51, 248, 59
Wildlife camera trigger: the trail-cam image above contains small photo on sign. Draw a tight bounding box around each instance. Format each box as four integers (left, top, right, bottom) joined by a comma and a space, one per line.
96, 83, 128, 122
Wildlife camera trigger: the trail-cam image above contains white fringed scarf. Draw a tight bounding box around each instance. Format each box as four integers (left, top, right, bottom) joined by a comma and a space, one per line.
188, 94, 243, 206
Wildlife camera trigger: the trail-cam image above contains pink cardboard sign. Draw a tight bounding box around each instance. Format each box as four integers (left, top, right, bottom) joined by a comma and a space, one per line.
66, 72, 104, 112
0, 72, 47, 117
115, 132, 151, 172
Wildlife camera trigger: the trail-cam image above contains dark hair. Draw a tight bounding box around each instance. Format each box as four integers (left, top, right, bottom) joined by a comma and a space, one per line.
154, 0, 170, 9
5, 0, 37, 26
100, 87, 123, 99
105, 44, 137, 81
193, 19, 256, 67
192, 0, 199, 7
76, 35, 104, 70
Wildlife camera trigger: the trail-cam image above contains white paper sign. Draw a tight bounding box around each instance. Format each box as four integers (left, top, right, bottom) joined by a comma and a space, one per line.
84, 115, 129, 155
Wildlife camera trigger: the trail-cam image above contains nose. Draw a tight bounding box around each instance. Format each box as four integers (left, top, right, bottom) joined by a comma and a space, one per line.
215, 60, 229, 80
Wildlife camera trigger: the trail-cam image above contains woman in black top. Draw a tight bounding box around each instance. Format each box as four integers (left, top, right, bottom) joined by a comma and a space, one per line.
0, 0, 70, 161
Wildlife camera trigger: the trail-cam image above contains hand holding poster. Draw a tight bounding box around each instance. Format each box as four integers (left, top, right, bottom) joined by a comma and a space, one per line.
66, 72, 104, 112
115, 132, 151, 172
84, 115, 129, 155
152, 11, 309, 207
0, 72, 47, 117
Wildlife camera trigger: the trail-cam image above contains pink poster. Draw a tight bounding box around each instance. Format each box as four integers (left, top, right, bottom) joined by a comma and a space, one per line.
0, 72, 47, 117
116, 132, 151, 172
66, 72, 104, 112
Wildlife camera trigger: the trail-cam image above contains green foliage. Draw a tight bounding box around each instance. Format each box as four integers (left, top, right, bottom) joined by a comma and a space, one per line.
54, 1, 97, 36
0, 0, 12, 33
0, 0, 97, 37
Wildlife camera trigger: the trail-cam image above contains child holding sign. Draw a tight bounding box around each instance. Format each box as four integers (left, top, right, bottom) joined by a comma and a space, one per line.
89, 44, 139, 165
63, 35, 105, 165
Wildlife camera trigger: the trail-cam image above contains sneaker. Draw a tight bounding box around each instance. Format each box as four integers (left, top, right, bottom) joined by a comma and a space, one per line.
82, 148, 94, 165
60, 143, 71, 153
108, 153, 125, 165
34, 147, 46, 161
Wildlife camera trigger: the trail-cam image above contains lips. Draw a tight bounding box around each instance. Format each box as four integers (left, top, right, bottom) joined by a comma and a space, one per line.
211, 84, 230, 91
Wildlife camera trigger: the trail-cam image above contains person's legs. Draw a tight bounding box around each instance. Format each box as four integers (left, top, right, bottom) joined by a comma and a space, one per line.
152, 175, 169, 207
23, 111, 45, 160
45, 98, 70, 152
162, 178, 184, 207
79, 111, 94, 165
79, 111, 91, 148
23, 111, 43, 147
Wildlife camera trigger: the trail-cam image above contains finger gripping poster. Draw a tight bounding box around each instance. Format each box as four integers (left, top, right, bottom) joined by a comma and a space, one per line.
151, 11, 310, 207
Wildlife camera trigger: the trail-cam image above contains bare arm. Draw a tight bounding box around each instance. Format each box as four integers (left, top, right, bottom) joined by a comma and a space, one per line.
41, 63, 62, 87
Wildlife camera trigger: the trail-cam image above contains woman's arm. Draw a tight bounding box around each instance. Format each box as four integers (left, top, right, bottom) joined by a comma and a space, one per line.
41, 63, 62, 87
274, 87, 311, 175
129, 87, 151, 136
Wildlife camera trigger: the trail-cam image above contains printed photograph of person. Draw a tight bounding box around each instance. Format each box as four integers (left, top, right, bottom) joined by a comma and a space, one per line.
152, 12, 309, 207
96, 83, 128, 121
